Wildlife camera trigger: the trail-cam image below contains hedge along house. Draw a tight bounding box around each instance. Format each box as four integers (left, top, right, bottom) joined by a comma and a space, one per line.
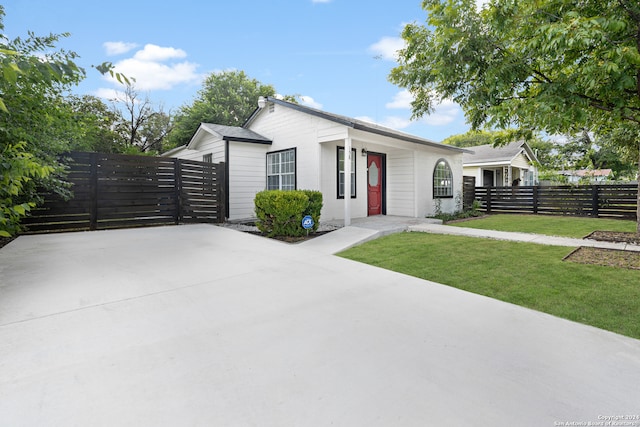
163, 96, 467, 225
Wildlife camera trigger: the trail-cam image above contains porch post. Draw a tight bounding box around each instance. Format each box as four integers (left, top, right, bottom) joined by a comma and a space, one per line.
344, 136, 352, 226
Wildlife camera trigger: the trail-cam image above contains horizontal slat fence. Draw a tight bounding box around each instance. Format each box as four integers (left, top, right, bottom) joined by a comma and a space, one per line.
470, 184, 637, 220
22, 152, 226, 233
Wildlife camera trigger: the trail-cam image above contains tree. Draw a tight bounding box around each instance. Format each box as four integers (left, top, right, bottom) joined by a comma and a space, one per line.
65, 95, 126, 153
111, 84, 173, 154
167, 71, 278, 149
442, 130, 494, 147
0, 6, 84, 236
390, 0, 640, 231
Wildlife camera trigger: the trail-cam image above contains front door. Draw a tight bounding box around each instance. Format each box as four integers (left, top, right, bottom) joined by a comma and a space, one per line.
367, 154, 382, 216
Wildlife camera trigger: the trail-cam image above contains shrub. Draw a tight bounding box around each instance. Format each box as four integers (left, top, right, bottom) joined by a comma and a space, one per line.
254, 190, 323, 237
301, 189, 322, 232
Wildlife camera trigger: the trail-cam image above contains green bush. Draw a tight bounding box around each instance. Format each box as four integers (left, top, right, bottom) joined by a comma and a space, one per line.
254, 190, 323, 237
301, 190, 322, 232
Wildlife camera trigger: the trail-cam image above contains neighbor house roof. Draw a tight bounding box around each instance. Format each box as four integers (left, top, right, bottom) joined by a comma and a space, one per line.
245, 97, 469, 153
463, 141, 538, 166
560, 169, 612, 177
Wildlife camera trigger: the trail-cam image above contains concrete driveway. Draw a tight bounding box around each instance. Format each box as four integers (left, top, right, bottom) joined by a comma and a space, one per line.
1, 224, 639, 426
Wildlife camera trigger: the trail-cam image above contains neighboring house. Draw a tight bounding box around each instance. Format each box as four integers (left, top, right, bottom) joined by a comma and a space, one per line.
463, 141, 539, 187
559, 169, 613, 183
163, 96, 467, 223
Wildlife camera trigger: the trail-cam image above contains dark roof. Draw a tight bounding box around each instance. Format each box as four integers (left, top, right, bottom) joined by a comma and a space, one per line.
200, 123, 271, 144
245, 97, 468, 153
463, 141, 535, 164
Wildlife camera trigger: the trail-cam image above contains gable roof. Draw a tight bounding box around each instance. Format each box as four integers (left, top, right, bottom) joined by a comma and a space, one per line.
245, 97, 469, 153
198, 123, 272, 144
463, 140, 538, 165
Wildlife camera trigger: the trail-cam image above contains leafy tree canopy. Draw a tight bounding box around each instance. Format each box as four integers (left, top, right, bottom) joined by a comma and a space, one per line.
390, 0, 640, 230
167, 71, 278, 148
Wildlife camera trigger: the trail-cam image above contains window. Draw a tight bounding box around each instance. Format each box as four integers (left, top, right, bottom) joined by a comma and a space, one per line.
337, 147, 356, 198
433, 159, 453, 198
202, 153, 212, 163
266, 148, 296, 190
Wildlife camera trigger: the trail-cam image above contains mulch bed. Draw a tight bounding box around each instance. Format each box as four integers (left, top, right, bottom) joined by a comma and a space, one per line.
564, 246, 640, 270
0, 236, 16, 250
243, 230, 334, 243
563, 231, 640, 270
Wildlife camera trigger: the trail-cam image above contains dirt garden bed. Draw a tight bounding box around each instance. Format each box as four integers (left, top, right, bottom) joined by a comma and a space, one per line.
563, 231, 640, 270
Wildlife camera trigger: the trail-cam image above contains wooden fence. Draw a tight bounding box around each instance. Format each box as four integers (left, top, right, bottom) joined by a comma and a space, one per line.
466, 183, 637, 220
22, 152, 226, 233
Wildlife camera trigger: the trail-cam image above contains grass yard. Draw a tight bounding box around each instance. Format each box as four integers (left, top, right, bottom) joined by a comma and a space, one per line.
338, 232, 640, 339
449, 214, 637, 238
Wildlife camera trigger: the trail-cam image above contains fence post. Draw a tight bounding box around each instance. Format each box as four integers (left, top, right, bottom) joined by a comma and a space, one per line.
591, 185, 599, 218
217, 162, 227, 223
89, 152, 98, 230
532, 186, 538, 214
174, 159, 183, 224
485, 187, 492, 213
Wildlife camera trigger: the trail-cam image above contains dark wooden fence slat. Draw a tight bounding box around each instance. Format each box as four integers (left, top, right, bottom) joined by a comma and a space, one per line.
464, 181, 637, 220
24, 152, 227, 234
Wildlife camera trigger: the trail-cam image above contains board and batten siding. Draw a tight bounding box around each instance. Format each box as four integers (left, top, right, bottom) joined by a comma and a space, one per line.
386, 150, 415, 217
511, 152, 531, 170
227, 142, 269, 220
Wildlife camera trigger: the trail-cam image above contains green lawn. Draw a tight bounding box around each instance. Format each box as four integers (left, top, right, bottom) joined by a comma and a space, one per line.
338, 232, 640, 339
448, 214, 636, 238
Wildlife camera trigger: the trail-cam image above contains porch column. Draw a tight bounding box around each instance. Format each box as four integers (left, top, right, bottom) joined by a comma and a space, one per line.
344, 136, 352, 226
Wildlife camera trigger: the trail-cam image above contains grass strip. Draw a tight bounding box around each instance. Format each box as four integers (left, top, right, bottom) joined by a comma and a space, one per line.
449, 214, 636, 238
338, 232, 640, 339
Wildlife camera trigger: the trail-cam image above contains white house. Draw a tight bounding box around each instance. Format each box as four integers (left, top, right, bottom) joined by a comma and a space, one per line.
560, 169, 613, 183
163, 97, 467, 224
463, 141, 539, 187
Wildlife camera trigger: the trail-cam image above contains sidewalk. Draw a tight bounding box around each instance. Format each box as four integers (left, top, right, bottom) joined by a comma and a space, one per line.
408, 223, 640, 252
300, 217, 640, 254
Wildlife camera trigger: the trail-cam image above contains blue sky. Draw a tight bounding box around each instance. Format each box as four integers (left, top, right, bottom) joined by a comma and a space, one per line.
4, 0, 471, 142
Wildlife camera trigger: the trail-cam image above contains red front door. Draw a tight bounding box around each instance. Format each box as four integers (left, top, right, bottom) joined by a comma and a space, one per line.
367, 154, 382, 216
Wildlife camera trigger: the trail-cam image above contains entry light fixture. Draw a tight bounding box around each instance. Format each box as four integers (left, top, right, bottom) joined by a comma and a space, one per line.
361, 148, 367, 157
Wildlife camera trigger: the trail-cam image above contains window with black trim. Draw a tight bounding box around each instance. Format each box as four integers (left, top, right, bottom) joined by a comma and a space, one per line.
337, 147, 356, 199
433, 159, 453, 198
202, 153, 212, 163
266, 148, 296, 190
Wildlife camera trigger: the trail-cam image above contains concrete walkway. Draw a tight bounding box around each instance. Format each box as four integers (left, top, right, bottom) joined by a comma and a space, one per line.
301, 215, 640, 254
1, 224, 639, 426
409, 223, 640, 252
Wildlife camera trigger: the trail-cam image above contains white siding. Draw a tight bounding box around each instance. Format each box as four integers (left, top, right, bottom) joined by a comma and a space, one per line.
249, 105, 326, 191
511, 152, 531, 169
181, 134, 226, 162
386, 150, 415, 217
228, 142, 269, 220
416, 151, 464, 216
319, 141, 368, 221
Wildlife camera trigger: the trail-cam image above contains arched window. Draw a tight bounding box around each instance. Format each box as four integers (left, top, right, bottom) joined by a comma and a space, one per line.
433, 159, 453, 198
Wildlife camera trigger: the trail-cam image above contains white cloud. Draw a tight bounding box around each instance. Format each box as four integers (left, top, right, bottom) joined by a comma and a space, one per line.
421, 99, 461, 126
133, 44, 187, 62
369, 36, 405, 61
299, 95, 323, 109
93, 87, 125, 101
385, 90, 413, 109
103, 41, 138, 56
98, 43, 203, 92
